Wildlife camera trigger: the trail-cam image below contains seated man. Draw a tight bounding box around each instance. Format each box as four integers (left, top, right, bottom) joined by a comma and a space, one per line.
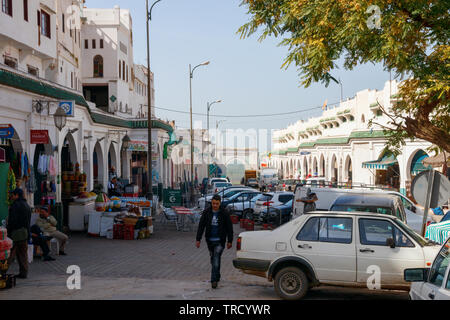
108, 176, 121, 197
35, 206, 68, 256
30, 224, 55, 261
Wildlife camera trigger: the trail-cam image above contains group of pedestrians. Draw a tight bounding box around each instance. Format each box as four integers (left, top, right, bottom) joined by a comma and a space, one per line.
6, 188, 68, 279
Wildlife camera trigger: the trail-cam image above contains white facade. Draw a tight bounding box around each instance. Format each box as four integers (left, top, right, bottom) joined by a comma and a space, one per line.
269, 80, 432, 196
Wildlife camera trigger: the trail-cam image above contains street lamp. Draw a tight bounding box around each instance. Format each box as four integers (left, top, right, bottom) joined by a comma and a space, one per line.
206, 100, 222, 178
189, 61, 210, 204
122, 135, 131, 150
146, 0, 162, 201
54, 107, 67, 131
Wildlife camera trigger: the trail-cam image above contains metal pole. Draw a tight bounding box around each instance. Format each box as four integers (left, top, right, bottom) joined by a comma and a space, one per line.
421, 170, 435, 237
189, 64, 194, 205
207, 102, 209, 179
146, 0, 153, 201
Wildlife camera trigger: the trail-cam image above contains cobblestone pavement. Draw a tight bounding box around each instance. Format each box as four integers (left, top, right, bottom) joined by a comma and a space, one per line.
0, 220, 409, 300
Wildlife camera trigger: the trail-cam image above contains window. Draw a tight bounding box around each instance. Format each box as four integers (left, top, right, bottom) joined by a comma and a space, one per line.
122, 61, 125, 80
4, 56, 17, 69
62, 13, 65, 32
376, 110, 383, 117
100, 39, 104, 49
27, 65, 39, 77
118, 60, 121, 79
2, 0, 12, 16
23, 0, 28, 21
278, 194, 293, 203
92, 39, 96, 49
41, 10, 51, 38
71, 72, 73, 88
297, 218, 319, 241
428, 242, 449, 288
317, 218, 352, 243
126, 65, 128, 82
359, 219, 414, 247
84, 39, 88, 49
93, 55, 103, 78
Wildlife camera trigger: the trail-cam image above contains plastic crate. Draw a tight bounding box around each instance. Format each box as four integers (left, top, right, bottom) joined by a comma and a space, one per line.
123, 225, 134, 240
113, 224, 124, 240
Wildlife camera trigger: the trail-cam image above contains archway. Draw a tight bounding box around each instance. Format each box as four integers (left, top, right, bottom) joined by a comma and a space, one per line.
408, 149, 431, 181
373, 149, 400, 190
331, 154, 338, 183
93, 142, 104, 190
313, 157, 318, 176
344, 156, 353, 184
226, 158, 246, 185
320, 154, 325, 177
108, 143, 118, 180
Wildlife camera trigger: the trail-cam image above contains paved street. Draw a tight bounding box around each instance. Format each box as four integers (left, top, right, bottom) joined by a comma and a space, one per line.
0, 219, 408, 300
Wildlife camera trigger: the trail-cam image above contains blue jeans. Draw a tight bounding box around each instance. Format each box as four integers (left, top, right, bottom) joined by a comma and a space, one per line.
207, 241, 224, 283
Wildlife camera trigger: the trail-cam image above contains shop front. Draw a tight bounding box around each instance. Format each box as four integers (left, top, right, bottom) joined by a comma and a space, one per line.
129, 139, 160, 197
363, 151, 400, 190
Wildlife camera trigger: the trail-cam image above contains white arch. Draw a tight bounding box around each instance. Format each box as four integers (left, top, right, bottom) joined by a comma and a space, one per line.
93, 141, 105, 190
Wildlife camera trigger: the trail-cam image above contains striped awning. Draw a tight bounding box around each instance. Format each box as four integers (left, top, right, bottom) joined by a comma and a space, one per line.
425, 220, 450, 244
362, 154, 398, 170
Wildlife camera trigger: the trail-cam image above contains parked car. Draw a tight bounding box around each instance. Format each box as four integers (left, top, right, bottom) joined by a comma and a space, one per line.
211, 181, 232, 194
246, 178, 259, 189
260, 199, 293, 226
226, 193, 265, 218
197, 186, 254, 210
305, 177, 326, 187
293, 186, 433, 233
233, 211, 441, 300
223, 191, 261, 217
253, 192, 294, 220
207, 177, 229, 192
404, 237, 450, 300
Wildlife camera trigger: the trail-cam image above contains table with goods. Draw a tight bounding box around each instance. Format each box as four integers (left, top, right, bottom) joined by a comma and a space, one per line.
0, 228, 15, 290
85, 193, 153, 240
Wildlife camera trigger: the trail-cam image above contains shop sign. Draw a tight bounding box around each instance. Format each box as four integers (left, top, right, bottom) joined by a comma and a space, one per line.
0, 124, 14, 139
59, 101, 75, 117
128, 140, 148, 151
30, 130, 49, 144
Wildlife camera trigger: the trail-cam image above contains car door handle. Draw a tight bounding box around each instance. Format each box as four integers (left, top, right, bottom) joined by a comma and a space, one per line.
359, 248, 375, 253
298, 244, 312, 249
428, 292, 435, 300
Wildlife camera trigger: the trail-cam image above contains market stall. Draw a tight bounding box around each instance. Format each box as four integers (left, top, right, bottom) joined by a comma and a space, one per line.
426, 220, 450, 244
85, 193, 153, 240
0, 227, 15, 290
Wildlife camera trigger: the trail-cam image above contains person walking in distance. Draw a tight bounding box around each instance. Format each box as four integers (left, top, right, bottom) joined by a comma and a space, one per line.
196, 194, 233, 289
7, 188, 31, 279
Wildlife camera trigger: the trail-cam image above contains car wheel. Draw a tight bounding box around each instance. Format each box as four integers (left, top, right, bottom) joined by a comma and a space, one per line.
274, 267, 309, 300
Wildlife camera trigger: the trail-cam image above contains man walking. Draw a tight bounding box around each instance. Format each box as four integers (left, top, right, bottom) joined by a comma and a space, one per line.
196, 194, 233, 289
7, 188, 31, 279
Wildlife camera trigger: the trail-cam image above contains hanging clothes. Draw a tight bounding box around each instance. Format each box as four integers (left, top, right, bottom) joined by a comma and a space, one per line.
23, 152, 29, 178
49, 156, 56, 176
26, 165, 37, 193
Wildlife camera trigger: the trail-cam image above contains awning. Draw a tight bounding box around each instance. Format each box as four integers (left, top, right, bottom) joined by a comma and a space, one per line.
362, 154, 398, 170
423, 153, 450, 168
411, 154, 431, 175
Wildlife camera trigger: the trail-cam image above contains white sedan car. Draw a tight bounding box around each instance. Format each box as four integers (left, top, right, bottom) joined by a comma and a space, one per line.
233, 211, 441, 300
404, 237, 450, 300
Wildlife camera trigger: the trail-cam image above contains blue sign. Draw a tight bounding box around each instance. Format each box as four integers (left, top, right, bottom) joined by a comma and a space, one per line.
0, 125, 14, 139
59, 101, 75, 117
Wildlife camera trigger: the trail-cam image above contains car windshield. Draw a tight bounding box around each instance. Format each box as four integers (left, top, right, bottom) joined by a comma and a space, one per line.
395, 218, 430, 247
215, 183, 231, 188
258, 194, 273, 202
331, 205, 393, 215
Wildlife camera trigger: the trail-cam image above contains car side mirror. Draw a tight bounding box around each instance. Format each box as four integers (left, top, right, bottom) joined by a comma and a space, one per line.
404, 268, 429, 282
411, 206, 417, 213
386, 237, 396, 248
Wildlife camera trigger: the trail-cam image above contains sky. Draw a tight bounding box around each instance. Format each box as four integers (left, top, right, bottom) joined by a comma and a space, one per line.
86, 0, 392, 149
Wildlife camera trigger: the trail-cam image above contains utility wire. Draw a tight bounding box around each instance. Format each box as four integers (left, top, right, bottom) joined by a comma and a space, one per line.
153, 101, 340, 118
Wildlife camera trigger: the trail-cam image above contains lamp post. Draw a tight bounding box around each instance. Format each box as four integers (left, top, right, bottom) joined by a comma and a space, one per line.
146, 0, 162, 201
189, 61, 210, 204
206, 100, 222, 178
53, 106, 67, 231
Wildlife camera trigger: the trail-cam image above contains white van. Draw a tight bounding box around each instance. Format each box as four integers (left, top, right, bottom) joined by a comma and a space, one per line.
293, 186, 434, 233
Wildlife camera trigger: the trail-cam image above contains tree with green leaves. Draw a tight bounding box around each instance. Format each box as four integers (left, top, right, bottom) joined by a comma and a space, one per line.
238, 0, 450, 153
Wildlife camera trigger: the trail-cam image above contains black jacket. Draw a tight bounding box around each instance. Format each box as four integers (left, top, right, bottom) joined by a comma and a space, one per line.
196, 207, 233, 246
7, 198, 31, 237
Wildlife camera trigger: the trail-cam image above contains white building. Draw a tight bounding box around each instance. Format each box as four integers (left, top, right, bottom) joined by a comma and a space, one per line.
0, 1, 175, 224
269, 80, 433, 197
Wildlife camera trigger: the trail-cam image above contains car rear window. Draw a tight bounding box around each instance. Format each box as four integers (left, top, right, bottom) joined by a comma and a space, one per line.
258, 194, 273, 202
331, 205, 393, 216
215, 183, 230, 187
278, 194, 293, 203
297, 217, 353, 244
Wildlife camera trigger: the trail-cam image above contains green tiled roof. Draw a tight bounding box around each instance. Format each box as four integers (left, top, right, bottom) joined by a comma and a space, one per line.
349, 130, 388, 139
0, 67, 173, 133
0, 68, 89, 107
316, 137, 350, 145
